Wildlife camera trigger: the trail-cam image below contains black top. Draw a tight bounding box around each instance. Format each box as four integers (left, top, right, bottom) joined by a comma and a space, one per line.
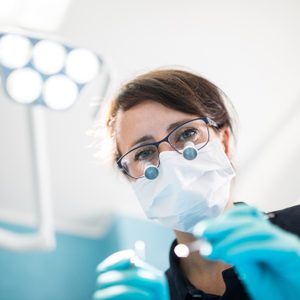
165, 204, 300, 300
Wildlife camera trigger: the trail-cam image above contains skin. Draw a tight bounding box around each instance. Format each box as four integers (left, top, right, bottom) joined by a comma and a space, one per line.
115, 101, 234, 296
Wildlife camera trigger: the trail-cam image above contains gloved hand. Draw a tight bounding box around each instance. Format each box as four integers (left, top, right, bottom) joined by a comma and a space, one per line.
92, 249, 170, 300
193, 204, 300, 300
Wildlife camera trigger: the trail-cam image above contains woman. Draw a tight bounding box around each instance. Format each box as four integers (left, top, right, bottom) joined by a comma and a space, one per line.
93, 69, 300, 300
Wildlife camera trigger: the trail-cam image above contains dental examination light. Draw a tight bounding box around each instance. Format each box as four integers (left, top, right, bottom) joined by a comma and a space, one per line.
0, 27, 110, 251
0, 29, 105, 110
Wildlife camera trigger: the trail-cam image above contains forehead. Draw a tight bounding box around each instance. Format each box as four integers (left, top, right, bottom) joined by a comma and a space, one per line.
115, 101, 199, 155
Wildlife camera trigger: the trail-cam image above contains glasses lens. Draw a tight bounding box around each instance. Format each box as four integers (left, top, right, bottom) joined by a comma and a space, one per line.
169, 119, 209, 152
120, 144, 159, 178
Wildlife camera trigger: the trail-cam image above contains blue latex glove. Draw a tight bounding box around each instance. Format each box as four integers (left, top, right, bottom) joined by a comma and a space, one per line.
193, 205, 300, 300
92, 249, 170, 300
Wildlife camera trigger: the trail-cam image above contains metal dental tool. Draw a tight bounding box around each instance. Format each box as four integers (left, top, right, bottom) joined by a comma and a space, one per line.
174, 239, 213, 258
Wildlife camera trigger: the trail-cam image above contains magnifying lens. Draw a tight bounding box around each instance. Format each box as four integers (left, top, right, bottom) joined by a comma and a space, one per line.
144, 164, 159, 180
183, 141, 198, 160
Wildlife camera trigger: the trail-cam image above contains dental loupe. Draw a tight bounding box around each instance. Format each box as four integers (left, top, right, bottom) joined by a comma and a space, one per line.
144, 164, 159, 180
143, 142, 199, 180
183, 141, 198, 160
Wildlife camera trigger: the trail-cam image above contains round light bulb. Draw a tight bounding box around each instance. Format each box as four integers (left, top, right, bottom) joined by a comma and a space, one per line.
0, 34, 32, 69
6, 68, 43, 103
43, 75, 78, 110
65, 48, 100, 84
33, 40, 66, 75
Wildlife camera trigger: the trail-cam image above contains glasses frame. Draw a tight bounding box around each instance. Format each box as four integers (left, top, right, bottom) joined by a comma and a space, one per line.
116, 117, 218, 179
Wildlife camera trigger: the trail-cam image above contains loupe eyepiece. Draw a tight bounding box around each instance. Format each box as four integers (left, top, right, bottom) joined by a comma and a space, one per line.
183, 142, 198, 160
144, 164, 159, 180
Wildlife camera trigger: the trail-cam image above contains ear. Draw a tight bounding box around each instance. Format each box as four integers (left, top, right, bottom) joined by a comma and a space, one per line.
219, 127, 231, 158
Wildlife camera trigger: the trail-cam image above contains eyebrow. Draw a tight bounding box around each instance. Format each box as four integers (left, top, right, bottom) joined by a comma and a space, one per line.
167, 119, 191, 132
129, 135, 155, 149
128, 119, 193, 150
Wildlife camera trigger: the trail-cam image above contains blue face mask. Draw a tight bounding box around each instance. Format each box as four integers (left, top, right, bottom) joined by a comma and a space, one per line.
131, 139, 236, 233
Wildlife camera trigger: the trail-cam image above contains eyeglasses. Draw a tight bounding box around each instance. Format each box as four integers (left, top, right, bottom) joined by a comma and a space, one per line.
117, 117, 218, 179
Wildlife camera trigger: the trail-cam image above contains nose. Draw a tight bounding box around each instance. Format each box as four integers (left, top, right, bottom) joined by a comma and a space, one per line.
158, 141, 174, 153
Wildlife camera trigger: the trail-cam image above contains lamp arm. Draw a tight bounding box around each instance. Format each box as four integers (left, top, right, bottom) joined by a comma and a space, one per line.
0, 106, 55, 251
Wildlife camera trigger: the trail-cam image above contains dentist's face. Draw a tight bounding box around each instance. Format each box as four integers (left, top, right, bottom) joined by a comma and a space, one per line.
115, 100, 234, 234
115, 101, 228, 159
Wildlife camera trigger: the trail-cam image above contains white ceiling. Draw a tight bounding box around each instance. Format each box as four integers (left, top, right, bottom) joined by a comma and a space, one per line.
0, 0, 299, 237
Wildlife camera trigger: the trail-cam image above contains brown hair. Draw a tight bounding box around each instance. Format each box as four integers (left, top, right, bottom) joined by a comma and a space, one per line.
105, 68, 236, 161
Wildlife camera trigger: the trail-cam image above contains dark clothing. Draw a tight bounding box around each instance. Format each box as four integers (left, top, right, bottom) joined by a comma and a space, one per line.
165, 205, 300, 300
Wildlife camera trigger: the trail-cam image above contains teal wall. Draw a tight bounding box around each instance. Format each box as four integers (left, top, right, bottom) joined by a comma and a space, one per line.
0, 217, 174, 300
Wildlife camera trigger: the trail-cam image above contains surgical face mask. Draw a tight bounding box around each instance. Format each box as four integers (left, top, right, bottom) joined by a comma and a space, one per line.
131, 139, 236, 233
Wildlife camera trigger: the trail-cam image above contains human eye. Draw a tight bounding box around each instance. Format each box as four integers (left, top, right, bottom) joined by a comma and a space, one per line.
134, 146, 156, 161
177, 128, 198, 142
